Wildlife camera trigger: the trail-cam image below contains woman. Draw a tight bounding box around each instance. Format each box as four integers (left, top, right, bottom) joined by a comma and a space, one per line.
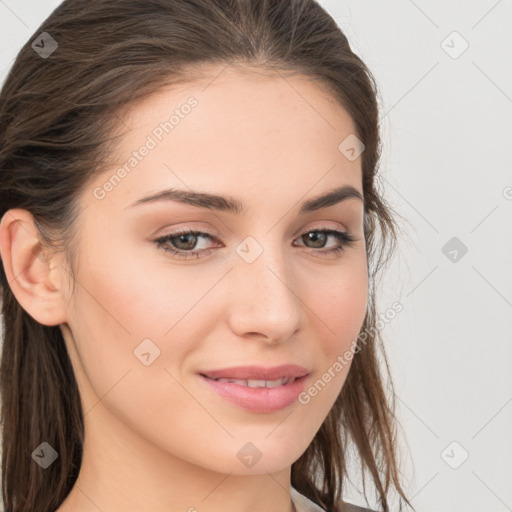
0, 1, 414, 511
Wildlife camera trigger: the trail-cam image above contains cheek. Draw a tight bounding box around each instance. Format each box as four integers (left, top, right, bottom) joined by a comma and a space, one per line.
305, 253, 368, 348
65, 249, 215, 454
64, 245, 167, 395
296, 254, 367, 403
71, 236, 210, 340
66, 240, 225, 408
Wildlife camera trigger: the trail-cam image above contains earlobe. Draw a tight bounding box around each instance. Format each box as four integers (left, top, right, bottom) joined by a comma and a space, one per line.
0, 208, 68, 326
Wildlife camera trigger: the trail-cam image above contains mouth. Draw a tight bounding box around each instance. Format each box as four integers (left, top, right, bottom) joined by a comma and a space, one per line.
199, 373, 302, 388
197, 372, 310, 413
197, 363, 310, 382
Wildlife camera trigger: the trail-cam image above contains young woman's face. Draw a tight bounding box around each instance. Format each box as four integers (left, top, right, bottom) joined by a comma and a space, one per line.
60, 66, 368, 476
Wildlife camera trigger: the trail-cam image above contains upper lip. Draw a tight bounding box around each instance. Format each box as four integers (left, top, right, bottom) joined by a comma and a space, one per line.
199, 364, 310, 380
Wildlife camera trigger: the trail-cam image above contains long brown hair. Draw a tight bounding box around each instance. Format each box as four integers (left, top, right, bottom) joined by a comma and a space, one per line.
0, 1, 414, 511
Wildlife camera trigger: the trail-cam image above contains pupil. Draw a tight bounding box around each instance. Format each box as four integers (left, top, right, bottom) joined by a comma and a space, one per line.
176, 234, 196, 250
306, 232, 326, 248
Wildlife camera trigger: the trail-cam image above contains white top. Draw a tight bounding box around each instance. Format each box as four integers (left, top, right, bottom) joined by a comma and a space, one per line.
291, 486, 328, 512
291, 486, 377, 512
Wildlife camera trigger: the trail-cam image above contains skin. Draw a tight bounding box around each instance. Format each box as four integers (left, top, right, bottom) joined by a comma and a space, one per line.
0, 65, 368, 512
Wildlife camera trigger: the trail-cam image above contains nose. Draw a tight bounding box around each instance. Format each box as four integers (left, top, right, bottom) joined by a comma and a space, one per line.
226, 240, 307, 344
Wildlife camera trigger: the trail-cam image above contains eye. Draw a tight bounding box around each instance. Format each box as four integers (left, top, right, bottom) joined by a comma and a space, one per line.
153, 227, 359, 260
293, 228, 358, 258
153, 230, 218, 260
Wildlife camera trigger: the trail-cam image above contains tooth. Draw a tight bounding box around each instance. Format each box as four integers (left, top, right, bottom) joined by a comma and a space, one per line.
212, 378, 249, 385
227, 379, 248, 385
246, 379, 267, 388
265, 378, 285, 388
210, 376, 296, 387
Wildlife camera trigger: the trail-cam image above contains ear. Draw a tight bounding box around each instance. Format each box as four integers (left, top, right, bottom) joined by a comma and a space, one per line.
0, 208, 69, 326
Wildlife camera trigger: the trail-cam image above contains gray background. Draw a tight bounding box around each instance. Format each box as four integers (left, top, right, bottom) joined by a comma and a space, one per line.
0, 1, 511, 511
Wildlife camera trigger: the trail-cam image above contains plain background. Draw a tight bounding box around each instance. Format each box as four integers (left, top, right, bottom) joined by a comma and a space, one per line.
0, 1, 511, 511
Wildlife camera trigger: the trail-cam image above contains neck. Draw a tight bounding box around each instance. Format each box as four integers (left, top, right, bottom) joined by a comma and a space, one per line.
55, 399, 296, 512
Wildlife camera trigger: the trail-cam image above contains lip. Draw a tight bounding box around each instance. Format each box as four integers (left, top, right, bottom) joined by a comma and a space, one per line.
198, 364, 309, 380
197, 370, 310, 413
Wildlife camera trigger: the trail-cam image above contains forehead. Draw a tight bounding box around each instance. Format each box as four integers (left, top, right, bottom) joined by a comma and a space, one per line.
88, 65, 363, 211
121, 65, 356, 137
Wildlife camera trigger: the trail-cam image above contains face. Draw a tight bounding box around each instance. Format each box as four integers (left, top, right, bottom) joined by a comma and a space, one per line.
59, 66, 368, 475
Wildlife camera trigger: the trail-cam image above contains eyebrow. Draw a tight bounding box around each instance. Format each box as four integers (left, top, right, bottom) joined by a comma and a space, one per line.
127, 184, 364, 215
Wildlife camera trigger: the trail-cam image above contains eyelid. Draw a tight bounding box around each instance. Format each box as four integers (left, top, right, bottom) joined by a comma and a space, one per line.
153, 224, 359, 262
155, 222, 352, 242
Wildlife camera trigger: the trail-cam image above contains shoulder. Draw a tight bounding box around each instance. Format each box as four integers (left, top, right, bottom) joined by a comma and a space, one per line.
291, 486, 379, 512
341, 501, 379, 512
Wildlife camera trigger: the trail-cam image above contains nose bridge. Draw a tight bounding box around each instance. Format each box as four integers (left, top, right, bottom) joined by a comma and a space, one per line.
227, 231, 306, 340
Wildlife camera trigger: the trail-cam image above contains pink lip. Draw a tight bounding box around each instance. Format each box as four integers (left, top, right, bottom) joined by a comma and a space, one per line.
197, 372, 310, 413
199, 364, 309, 380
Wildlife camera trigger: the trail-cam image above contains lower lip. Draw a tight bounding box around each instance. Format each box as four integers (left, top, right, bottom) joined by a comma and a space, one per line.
198, 374, 309, 413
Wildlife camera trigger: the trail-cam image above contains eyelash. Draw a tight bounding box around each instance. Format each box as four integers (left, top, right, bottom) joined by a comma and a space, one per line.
153, 227, 359, 260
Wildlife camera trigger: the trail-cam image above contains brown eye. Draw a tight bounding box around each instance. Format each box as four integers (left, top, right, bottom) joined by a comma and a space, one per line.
294, 228, 358, 258
171, 232, 200, 250
154, 230, 217, 260
302, 231, 328, 249
153, 228, 358, 261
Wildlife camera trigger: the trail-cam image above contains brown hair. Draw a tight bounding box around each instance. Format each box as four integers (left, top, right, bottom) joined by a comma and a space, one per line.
0, 1, 414, 511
